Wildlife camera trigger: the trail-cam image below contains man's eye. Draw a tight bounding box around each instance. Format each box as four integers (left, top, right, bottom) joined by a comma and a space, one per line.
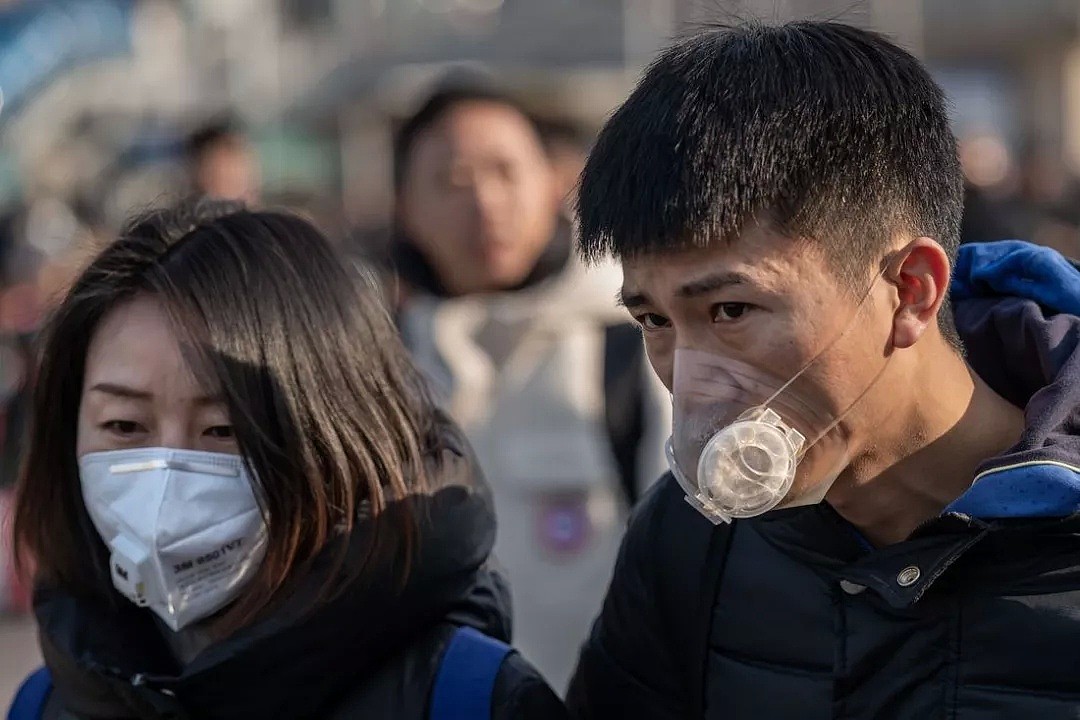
712, 303, 752, 323
636, 313, 671, 331
444, 167, 473, 189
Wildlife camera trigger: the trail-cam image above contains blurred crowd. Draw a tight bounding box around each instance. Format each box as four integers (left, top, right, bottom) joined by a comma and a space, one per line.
3, 3, 1080, 709
2, 0, 1080, 712
3, 66, 1080, 687
960, 132, 1080, 257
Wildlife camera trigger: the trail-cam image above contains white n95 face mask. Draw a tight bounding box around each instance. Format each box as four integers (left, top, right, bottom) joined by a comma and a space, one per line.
79, 448, 268, 631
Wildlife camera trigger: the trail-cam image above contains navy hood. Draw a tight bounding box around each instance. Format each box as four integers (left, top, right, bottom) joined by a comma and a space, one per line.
947, 240, 1080, 518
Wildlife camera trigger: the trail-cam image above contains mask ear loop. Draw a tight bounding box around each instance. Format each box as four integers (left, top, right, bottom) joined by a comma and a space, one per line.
754, 247, 910, 458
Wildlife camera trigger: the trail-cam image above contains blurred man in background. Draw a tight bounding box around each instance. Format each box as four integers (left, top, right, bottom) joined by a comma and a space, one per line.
0, 214, 42, 617
538, 119, 592, 214
0, 196, 100, 618
185, 117, 260, 204
958, 132, 1080, 257
389, 81, 669, 693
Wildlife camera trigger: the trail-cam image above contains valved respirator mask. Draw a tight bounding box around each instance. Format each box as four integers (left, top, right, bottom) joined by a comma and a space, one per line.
666, 264, 894, 524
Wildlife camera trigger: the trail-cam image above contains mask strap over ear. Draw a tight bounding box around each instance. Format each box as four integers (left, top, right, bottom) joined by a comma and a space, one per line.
759, 258, 891, 411
757, 246, 916, 454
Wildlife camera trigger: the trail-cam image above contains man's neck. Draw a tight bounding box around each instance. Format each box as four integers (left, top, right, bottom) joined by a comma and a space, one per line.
826, 345, 1026, 547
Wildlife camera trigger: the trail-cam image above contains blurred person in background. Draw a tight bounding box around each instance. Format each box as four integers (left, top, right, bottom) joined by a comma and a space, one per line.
185, 118, 260, 205
537, 119, 592, 214
959, 133, 1080, 258
1015, 145, 1080, 259
959, 132, 1022, 245
7, 201, 565, 719
0, 213, 38, 617
0, 196, 93, 617
389, 81, 669, 693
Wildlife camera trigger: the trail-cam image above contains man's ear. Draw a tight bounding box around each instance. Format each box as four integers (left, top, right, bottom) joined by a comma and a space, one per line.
890, 237, 951, 349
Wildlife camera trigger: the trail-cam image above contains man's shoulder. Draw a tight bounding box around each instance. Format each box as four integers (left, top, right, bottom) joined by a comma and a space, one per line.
624, 474, 724, 566
581, 474, 730, 717
631, 474, 686, 528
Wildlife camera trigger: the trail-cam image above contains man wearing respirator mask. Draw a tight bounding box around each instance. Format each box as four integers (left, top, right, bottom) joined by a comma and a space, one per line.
567, 20, 1080, 720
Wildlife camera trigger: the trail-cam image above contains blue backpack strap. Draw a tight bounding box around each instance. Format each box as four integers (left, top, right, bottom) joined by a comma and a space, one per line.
429, 626, 512, 720
7, 666, 52, 720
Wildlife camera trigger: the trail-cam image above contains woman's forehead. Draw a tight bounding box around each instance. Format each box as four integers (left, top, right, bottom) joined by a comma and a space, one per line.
83, 295, 217, 401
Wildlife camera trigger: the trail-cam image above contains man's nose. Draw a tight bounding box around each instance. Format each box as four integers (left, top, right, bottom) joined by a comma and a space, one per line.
468, 176, 507, 217
673, 327, 717, 354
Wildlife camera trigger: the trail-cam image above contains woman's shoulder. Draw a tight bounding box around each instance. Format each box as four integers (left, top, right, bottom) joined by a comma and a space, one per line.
327, 623, 567, 720
426, 623, 568, 720
492, 651, 570, 720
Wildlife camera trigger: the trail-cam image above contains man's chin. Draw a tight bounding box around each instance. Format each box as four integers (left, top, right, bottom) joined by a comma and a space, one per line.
475, 264, 533, 292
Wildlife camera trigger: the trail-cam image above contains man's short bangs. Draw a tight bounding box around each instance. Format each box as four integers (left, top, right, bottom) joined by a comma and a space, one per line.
576, 21, 963, 283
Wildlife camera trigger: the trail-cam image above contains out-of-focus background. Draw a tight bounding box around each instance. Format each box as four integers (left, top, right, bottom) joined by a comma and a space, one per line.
3, 0, 1080, 705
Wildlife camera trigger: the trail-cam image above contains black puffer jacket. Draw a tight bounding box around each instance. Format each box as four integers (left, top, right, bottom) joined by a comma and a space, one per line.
569, 241, 1080, 719
34, 427, 566, 720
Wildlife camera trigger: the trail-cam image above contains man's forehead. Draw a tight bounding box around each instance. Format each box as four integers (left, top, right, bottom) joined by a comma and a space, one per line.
422, 103, 539, 147
620, 234, 811, 295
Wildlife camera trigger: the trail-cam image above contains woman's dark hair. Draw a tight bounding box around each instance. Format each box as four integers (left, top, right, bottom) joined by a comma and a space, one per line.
13, 199, 441, 631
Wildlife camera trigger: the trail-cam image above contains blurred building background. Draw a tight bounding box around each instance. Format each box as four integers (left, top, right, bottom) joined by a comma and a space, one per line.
4, 0, 1080, 704
3, 0, 1080, 244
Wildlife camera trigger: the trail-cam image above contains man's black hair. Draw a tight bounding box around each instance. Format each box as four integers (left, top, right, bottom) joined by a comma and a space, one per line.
578, 21, 964, 344
185, 116, 246, 164
392, 79, 541, 191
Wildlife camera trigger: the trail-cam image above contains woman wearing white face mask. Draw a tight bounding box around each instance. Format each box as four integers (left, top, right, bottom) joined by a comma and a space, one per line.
7, 200, 565, 720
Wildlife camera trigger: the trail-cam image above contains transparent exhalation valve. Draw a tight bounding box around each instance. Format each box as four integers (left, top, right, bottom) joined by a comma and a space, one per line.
694, 407, 805, 520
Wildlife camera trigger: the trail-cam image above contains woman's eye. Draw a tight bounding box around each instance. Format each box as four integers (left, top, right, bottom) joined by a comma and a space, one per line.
102, 420, 142, 436
713, 303, 752, 323
636, 313, 671, 331
204, 425, 235, 440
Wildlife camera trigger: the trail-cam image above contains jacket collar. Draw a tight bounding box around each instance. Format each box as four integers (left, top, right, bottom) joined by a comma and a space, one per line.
947, 241, 1080, 518
390, 218, 573, 300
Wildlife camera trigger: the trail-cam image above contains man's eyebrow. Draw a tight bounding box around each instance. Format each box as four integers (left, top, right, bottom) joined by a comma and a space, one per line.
617, 271, 757, 308
676, 271, 754, 298
616, 289, 649, 308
